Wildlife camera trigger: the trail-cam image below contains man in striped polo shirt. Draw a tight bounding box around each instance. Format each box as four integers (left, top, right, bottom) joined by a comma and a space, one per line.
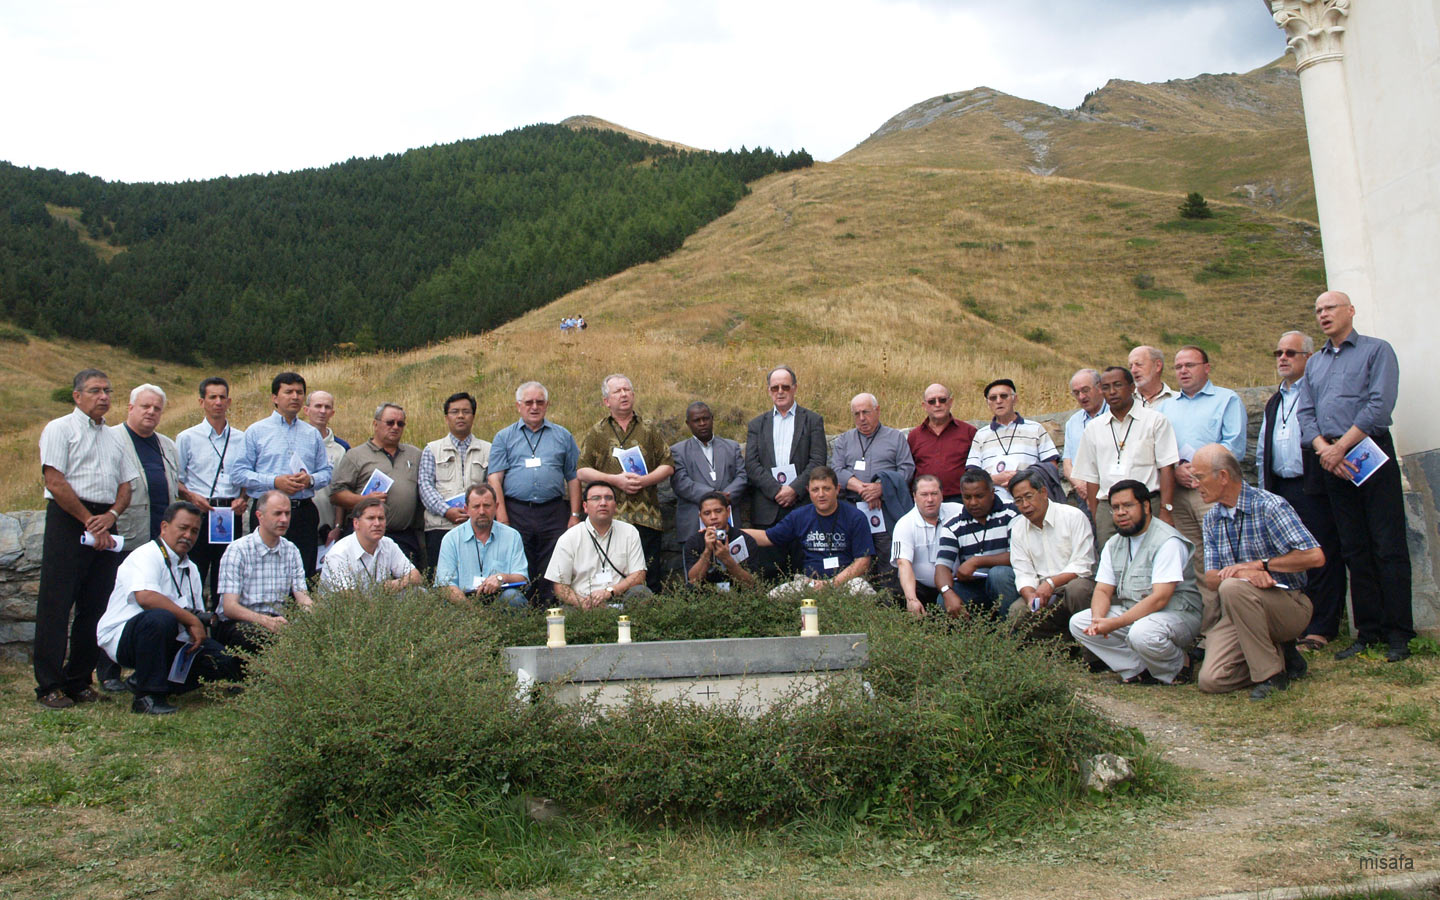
934, 468, 1018, 618
967, 379, 1060, 502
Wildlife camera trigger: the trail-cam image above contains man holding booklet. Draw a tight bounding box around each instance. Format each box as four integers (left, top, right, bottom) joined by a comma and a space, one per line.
419, 391, 491, 571
434, 484, 529, 607
1298, 290, 1414, 661
329, 402, 425, 568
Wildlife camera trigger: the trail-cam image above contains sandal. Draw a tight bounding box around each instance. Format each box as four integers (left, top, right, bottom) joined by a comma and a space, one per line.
1296, 636, 1328, 651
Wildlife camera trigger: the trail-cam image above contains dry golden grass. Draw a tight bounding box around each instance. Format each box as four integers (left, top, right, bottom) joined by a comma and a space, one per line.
1, 161, 1323, 512
560, 114, 703, 152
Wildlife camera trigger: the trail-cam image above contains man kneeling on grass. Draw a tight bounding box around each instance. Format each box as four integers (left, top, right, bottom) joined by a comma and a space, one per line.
682, 491, 758, 590
743, 466, 876, 598
214, 490, 313, 658
94, 502, 241, 715
1069, 480, 1202, 685
546, 481, 651, 609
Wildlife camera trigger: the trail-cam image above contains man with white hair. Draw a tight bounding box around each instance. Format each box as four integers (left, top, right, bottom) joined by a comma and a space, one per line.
488, 381, 582, 603
577, 374, 674, 590
1128, 346, 1178, 410
111, 383, 181, 551
1061, 368, 1107, 505
830, 392, 914, 581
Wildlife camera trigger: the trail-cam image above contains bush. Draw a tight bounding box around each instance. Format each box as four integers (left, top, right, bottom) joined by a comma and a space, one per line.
210, 585, 1148, 886
1132, 273, 1155, 291
1179, 191, 1214, 219
0, 325, 29, 344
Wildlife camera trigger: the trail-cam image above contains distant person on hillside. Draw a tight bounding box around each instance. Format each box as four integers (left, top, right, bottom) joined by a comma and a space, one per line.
670, 401, 746, 544
577, 315, 587, 330
34, 368, 137, 709
304, 390, 349, 549
418, 391, 491, 568
744, 365, 827, 576
487, 381, 582, 604
830, 392, 914, 585
1128, 346, 1177, 410
742, 466, 876, 598
907, 383, 977, 503
231, 372, 333, 577
577, 374, 674, 590
966, 379, 1060, 502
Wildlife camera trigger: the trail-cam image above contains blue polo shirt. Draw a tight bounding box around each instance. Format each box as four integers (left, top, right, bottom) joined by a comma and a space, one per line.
434, 520, 529, 590
487, 420, 579, 503
765, 502, 875, 578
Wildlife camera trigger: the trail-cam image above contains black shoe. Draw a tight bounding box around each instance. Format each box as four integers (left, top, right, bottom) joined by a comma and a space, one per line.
1386, 645, 1412, 663
1335, 640, 1375, 661
100, 677, 129, 694
1122, 670, 1161, 685
1170, 658, 1195, 685
1249, 672, 1290, 701
132, 695, 178, 716
1283, 641, 1308, 680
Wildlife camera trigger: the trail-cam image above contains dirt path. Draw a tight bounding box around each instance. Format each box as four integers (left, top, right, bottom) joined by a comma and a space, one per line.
956, 692, 1440, 899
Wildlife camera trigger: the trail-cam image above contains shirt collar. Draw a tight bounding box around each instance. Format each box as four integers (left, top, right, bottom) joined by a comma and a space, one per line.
72, 407, 105, 428
1083, 402, 1109, 423
267, 410, 300, 427
1180, 380, 1217, 399
773, 406, 795, 420
990, 415, 1025, 431
1323, 330, 1360, 353
450, 433, 472, 450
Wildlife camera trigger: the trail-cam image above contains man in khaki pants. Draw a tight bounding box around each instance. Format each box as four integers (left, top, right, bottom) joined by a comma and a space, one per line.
1191, 445, 1323, 700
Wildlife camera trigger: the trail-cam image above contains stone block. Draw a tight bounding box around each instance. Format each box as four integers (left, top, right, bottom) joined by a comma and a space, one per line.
0, 515, 21, 567
0, 642, 32, 664
507, 633, 867, 685
0, 621, 36, 644
0, 594, 36, 621
1081, 752, 1135, 792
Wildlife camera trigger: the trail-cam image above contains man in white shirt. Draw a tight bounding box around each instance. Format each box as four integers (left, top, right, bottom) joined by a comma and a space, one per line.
319, 496, 422, 591
216, 491, 312, 657
1071, 366, 1179, 547
95, 502, 241, 715
892, 474, 962, 617
546, 482, 650, 609
1007, 469, 1096, 641
1070, 480, 1203, 685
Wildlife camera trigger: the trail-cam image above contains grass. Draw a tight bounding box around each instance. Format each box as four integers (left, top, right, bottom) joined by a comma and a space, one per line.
43, 204, 127, 262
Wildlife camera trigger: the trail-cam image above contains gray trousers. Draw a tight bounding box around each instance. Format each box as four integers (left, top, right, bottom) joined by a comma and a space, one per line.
1070, 606, 1200, 682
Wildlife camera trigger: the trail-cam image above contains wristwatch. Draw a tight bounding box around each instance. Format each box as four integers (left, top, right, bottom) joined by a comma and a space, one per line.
1261, 558, 1271, 573
1162, 503, 1174, 512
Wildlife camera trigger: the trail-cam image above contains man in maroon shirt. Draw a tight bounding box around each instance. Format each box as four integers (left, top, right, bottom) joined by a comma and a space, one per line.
907, 383, 978, 502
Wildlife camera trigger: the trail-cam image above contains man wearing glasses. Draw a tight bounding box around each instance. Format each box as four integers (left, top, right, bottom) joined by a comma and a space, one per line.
1257, 331, 1346, 653
1159, 346, 1247, 632
1061, 369, 1107, 508
907, 383, 977, 503
34, 369, 138, 709
966, 379, 1060, 502
330, 403, 426, 567
1298, 291, 1414, 662
745, 365, 826, 576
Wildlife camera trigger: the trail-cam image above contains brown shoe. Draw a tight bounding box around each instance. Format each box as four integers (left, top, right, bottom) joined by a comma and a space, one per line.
68, 686, 103, 704
37, 689, 75, 710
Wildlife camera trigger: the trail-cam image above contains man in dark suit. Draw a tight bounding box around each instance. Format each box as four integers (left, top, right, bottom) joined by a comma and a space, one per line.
671, 402, 747, 543
745, 366, 827, 576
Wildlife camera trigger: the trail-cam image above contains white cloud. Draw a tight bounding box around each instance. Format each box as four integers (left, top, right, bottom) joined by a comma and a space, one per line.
0, 0, 1287, 182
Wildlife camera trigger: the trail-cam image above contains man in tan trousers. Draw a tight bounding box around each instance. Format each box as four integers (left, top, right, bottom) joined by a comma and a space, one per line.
1191, 445, 1322, 700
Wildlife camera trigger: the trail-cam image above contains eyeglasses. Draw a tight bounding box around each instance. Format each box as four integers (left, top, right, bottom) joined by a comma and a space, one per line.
1272, 349, 1309, 358
769, 384, 794, 393
81, 387, 113, 396
521, 399, 546, 406
1174, 362, 1204, 370
924, 397, 950, 405
381, 419, 406, 428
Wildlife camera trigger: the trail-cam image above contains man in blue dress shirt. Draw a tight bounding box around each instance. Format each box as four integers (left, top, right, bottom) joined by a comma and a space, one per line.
231, 372, 333, 578
434, 484, 529, 607
1298, 291, 1413, 662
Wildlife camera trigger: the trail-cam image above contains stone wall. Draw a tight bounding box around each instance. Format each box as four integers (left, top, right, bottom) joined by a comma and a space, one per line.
3, 387, 1435, 661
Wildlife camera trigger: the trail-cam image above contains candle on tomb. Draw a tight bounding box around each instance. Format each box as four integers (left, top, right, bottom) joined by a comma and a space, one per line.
617, 615, 632, 644
546, 607, 567, 648
800, 598, 819, 637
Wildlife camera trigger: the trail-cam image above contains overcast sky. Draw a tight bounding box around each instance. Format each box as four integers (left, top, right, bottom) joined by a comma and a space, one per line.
0, 0, 1287, 183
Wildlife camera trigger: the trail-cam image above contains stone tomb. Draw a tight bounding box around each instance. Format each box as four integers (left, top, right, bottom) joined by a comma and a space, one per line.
505, 633, 868, 713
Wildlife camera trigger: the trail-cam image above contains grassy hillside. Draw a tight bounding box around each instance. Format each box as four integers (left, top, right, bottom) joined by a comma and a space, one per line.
0, 161, 1322, 511
842, 58, 1316, 220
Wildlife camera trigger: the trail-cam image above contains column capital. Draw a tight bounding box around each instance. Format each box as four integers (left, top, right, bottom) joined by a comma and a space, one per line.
1269, 0, 1350, 72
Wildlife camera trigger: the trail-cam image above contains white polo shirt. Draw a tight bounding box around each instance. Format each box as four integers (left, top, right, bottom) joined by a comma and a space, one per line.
96, 538, 202, 661
890, 502, 962, 588
319, 533, 415, 591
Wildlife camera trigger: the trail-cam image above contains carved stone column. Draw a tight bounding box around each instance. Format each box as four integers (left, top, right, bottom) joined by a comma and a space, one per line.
1271, 0, 1350, 71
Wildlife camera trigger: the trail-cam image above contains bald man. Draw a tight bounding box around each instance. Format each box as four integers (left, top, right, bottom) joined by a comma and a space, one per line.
908, 383, 978, 502
1128, 346, 1178, 410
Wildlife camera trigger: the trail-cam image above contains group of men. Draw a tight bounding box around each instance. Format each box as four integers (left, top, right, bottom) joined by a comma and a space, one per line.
32, 290, 1415, 713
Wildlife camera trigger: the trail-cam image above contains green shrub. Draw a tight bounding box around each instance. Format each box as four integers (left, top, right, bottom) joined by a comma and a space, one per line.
1132, 273, 1155, 290
50, 386, 73, 403
211, 585, 1148, 886
1178, 192, 1213, 219
0, 325, 29, 344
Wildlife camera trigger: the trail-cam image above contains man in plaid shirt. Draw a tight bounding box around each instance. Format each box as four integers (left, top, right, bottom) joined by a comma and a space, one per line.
216, 491, 313, 656
1191, 445, 1323, 700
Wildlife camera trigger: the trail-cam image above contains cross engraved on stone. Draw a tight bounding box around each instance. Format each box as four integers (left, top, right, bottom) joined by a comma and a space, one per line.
698, 684, 720, 700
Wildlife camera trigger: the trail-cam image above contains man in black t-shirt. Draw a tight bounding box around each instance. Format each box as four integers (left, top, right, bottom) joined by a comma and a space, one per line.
682, 492, 758, 590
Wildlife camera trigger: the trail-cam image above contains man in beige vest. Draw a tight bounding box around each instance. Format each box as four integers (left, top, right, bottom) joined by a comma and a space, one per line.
419, 391, 491, 567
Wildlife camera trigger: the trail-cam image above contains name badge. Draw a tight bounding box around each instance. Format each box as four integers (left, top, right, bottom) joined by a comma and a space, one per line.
1108, 456, 1126, 477
823, 556, 840, 571
525, 456, 543, 468
708, 470, 717, 481
854, 460, 867, 472
1275, 419, 1293, 440
472, 575, 484, 590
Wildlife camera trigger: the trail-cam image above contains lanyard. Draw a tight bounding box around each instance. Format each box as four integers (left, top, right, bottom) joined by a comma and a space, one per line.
154, 539, 196, 610
472, 530, 489, 576
521, 424, 546, 457
1277, 385, 1299, 427
208, 426, 231, 497
857, 430, 877, 461
995, 420, 1019, 457
1109, 415, 1135, 462
608, 418, 633, 448
586, 527, 625, 577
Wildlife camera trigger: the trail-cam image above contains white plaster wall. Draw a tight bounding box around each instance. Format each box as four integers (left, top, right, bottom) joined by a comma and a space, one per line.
1340, 0, 1440, 456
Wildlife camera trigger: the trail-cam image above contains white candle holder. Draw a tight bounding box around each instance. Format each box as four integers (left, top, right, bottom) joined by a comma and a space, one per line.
800, 598, 819, 637
617, 615, 632, 644
546, 607, 567, 648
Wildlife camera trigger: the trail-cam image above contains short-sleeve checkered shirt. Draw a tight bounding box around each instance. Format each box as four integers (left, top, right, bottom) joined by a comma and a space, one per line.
1202, 484, 1318, 589
216, 531, 307, 618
